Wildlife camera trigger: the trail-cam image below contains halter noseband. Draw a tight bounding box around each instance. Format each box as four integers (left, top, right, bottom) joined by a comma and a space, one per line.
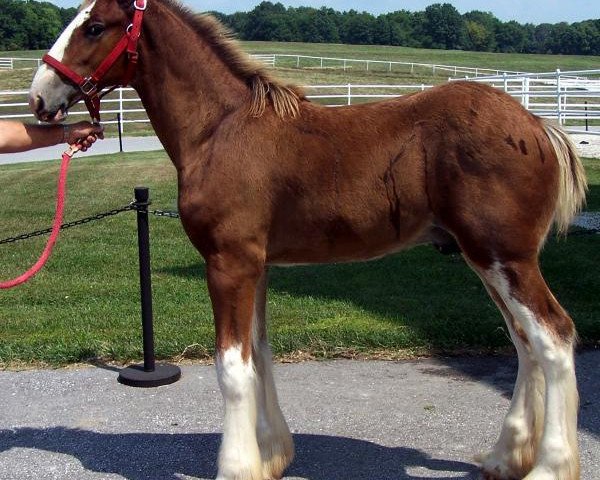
42, 0, 147, 122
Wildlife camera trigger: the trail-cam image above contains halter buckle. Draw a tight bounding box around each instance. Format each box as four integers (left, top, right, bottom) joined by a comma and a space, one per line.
80, 78, 98, 96
134, 0, 147, 11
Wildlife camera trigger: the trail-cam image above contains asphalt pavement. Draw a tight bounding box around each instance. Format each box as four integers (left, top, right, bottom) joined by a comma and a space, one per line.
0, 351, 598, 479
0, 136, 165, 165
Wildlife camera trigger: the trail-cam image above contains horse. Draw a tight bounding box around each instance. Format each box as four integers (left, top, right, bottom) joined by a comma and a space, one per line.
28, 1, 587, 479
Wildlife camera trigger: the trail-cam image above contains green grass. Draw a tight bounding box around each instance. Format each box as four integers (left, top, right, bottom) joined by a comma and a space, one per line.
0, 153, 597, 366
242, 41, 600, 73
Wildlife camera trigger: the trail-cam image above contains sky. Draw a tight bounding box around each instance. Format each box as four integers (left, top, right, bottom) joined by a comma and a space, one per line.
48, 0, 599, 25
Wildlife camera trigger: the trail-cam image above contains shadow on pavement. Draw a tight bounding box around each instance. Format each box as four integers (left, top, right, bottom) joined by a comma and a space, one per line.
0, 427, 478, 480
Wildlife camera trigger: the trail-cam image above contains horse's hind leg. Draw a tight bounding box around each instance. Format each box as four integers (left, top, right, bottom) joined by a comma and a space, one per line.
472, 259, 579, 480
473, 276, 545, 478
253, 270, 294, 479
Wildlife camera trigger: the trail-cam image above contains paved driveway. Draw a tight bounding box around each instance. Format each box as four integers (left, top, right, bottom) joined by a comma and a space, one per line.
0, 352, 598, 479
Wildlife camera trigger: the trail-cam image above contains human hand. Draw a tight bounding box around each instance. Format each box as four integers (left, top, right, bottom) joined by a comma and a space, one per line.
63, 121, 104, 151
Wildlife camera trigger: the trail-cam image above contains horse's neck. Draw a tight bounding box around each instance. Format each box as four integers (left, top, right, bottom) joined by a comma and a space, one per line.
132, 3, 248, 166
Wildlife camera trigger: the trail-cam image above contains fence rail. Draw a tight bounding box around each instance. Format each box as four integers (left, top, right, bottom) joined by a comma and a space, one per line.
1, 53, 523, 77
0, 57, 41, 69
269, 54, 525, 77
1, 70, 599, 133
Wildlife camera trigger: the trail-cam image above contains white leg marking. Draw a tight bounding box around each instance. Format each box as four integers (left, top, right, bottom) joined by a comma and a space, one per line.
216, 346, 261, 480
486, 263, 579, 480
475, 287, 544, 478
252, 273, 294, 479
255, 341, 294, 479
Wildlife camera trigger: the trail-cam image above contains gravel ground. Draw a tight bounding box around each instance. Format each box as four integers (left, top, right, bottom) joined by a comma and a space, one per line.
572, 133, 600, 159
0, 353, 598, 480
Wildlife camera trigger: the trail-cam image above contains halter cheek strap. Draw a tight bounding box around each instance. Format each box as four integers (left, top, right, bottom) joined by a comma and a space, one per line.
42, 0, 147, 122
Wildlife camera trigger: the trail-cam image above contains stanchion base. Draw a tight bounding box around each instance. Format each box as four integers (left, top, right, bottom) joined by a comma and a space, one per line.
118, 363, 181, 388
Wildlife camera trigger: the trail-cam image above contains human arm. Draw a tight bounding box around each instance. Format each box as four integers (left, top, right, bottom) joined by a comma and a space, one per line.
0, 120, 104, 154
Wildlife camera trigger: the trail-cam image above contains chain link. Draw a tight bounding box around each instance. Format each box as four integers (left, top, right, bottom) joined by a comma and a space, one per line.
148, 209, 180, 218
0, 204, 181, 246
0, 201, 595, 246
0, 204, 135, 245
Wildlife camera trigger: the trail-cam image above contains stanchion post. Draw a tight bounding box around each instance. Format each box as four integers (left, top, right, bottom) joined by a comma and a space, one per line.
117, 113, 124, 152
117, 186, 181, 388
135, 187, 155, 371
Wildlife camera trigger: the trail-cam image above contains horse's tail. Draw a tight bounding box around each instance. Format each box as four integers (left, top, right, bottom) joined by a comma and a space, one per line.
543, 120, 588, 235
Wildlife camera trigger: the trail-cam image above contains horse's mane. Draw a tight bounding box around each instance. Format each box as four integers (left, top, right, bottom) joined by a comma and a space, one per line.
160, 0, 304, 118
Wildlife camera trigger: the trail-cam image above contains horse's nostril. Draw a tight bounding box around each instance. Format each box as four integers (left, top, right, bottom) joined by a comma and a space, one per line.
35, 95, 45, 114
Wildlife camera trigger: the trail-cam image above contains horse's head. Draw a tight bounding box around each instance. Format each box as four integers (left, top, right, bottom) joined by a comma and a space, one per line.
29, 0, 142, 122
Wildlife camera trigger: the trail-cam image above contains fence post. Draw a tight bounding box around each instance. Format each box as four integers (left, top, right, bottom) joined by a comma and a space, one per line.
117, 113, 123, 153
585, 101, 589, 132
296, 55, 300, 68
118, 87, 124, 136
556, 69, 562, 125
117, 187, 181, 388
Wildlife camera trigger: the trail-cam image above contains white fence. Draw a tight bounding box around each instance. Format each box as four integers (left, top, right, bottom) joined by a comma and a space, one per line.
0, 57, 42, 69
1, 53, 522, 77
454, 69, 600, 131
1, 70, 598, 134
269, 54, 524, 77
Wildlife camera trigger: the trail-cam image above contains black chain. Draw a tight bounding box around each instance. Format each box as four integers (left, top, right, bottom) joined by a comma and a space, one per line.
0, 200, 594, 246
0, 204, 135, 245
148, 209, 180, 218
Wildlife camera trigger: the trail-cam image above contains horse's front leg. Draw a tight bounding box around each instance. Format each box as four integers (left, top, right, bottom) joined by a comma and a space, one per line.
207, 251, 265, 480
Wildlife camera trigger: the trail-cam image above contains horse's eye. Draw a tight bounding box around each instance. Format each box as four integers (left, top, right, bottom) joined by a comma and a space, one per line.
86, 23, 105, 38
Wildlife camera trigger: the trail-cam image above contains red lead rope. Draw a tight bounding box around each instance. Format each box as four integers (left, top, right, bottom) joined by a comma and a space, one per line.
0, 147, 75, 289
0, 0, 147, 289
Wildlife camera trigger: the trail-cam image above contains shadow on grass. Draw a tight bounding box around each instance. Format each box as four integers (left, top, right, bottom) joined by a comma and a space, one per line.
0, 428, 478, 480
159, 233, 599, 351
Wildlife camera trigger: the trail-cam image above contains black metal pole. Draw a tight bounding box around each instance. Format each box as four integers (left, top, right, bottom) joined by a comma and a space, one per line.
117, 113, 124, 152
117, 186, 181, 388
135, 186, 155, 372
585, 101, 588, 132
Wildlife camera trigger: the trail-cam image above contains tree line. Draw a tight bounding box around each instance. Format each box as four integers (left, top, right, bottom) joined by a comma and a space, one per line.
0, 0, 598, 56
215, 2, 600, 55
0, 0, 76, 50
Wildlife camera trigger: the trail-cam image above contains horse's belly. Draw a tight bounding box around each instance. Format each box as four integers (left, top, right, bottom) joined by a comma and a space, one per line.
266, 207, 432, 265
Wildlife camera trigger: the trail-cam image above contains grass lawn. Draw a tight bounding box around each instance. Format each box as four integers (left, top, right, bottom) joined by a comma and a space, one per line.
0, 152, 597, 367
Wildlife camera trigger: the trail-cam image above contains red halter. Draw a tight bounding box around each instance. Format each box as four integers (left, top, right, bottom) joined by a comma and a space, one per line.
42, 0, 147, 122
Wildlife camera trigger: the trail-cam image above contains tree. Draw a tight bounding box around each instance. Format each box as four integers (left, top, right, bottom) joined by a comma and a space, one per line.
463, 10, 498, 51
243, 2, 297, 42
496, 20, 527, 53
422, 3, 467, 49
340, 10, 377, 45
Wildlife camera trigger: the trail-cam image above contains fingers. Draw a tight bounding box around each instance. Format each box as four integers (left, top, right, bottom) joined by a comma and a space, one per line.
64, 121, 105, 146
78, 134, 99, 152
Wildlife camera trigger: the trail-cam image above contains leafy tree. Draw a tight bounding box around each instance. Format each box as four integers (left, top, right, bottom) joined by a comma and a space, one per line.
422, 3, 467, 49
385, 11, 416, 47
496, 20, 527, 53
463, 10, 498, 51
340, 10, 377, 45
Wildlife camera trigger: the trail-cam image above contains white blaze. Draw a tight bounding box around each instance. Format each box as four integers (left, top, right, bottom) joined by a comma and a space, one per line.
30, 0, 96, 92
49, 1, 97, 61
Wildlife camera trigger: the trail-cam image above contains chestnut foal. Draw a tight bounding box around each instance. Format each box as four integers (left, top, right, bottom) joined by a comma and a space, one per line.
29, 1, 587, 479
